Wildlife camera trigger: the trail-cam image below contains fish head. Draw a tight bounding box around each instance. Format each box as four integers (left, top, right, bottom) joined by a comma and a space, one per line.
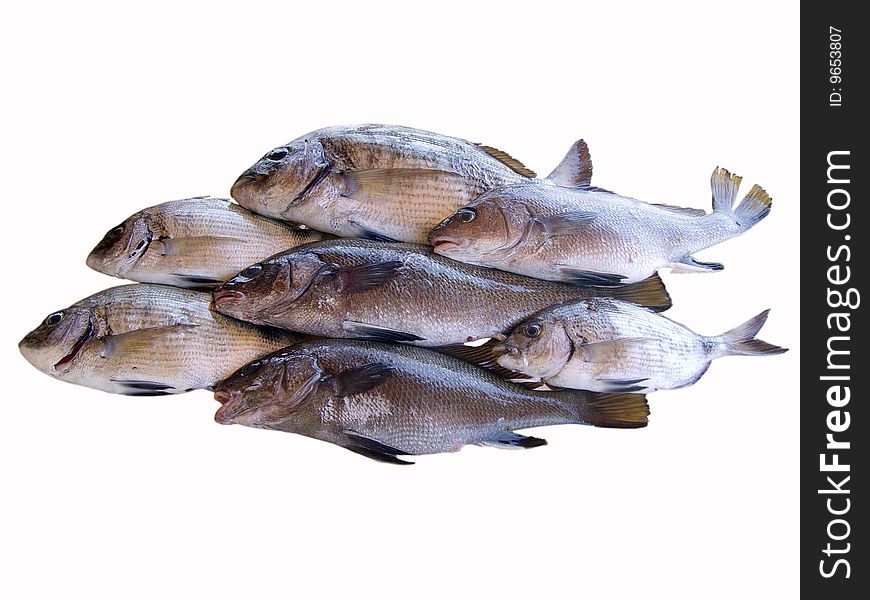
231, 139, 329, 216
19, 305, 97, 377
428, 192, 529, 262
496, 317, 571, 380
213, 250, 327, 324
214, 350, 322, 428
86, 210, 154, 277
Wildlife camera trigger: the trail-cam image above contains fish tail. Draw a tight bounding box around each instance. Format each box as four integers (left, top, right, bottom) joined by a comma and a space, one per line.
716, 309, 788, 356
562, 391, 650, 428
711, 167, 772, 231
602, 273, 672, 312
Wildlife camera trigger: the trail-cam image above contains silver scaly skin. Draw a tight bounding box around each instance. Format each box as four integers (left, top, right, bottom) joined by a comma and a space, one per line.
497, 299, 787, 393
214, 340, 649, 464
212, 239, 671, 347
431, 166, 773, 284
87, 197, 328, 288
230, 125, 592, 244
19, 284, 301, 395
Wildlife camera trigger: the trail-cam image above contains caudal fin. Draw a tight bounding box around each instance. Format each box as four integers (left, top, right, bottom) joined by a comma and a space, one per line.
719, 310, 788, 356
711, 167, 773, 230
604, 273, 672, 312
563, 391, 650, 429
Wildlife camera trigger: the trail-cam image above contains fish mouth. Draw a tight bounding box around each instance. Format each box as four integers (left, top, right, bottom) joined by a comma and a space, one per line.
429, 235, 467, 253
232, 169, 263, 192
214, 389, 243, 424
53, 317, 94, 372
492, 342, 517, 357
214, 289, 246, 306
214, 389, 233, 405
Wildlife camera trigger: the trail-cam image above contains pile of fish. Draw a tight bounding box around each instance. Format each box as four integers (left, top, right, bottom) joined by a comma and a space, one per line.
19, 125, 786, 464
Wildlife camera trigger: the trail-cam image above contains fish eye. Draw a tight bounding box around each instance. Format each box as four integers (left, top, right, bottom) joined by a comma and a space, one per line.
104, 225, 125, 241
266, 148, 289, 161
239, 361, 261, 377
523, 322, 543, 338
44, 311, 64, 327
239, 264, 263, 279
456, 208, 477, 223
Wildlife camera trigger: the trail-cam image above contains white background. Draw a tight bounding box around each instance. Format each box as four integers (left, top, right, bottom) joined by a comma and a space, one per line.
1, 1, 798, 598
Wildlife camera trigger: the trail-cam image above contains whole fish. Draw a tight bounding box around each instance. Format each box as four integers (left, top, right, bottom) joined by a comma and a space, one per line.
230, 124, 593, 243
429, 166, 773, 284
495, 299, 787, 393
211, 239, 671, 347
213, 339, 649, 463
19, 284, 301, 395
87, 197, 328, 288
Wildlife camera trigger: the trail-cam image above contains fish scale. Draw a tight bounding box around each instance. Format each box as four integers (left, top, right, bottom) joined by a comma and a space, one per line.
19, 284, 301, 395
497, 299, 786, 393
231, 125, 582, 244
431, 166, 773, 283
214, 340, 649, 462
212, 239, 672, 347
87, 197, 327, 288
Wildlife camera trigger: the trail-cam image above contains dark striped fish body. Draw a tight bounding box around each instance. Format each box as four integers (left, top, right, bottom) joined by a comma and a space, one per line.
212, 239, 671, 347
214, 340, 649, 463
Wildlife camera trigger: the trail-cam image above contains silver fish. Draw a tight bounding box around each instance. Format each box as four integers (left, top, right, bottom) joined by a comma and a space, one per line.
430, 166, 773, 284
496, 299, 787, 393
211, 239, 671, 347
213, 339, 649, 463
87, 197, 328, 288
230, 124, 592, 243
19, 284, 301, 395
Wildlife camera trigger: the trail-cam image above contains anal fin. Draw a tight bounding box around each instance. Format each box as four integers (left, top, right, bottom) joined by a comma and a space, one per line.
478, 431, 548, 450
669, 256, 724, 273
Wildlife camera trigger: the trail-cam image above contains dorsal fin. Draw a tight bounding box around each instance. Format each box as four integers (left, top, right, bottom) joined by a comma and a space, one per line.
651, 203, 707, 217
546, 139, 592, 187
476, 144, 536, 178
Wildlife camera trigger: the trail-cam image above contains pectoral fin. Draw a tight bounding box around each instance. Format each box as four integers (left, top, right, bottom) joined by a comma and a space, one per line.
335, 261, 404, 293
579, 337, 659, 362
326, 362, 394, 396
342, 320, 425, 343
102, 324, 197, 358
342, 168, 473, 202
155, 236, 243, 256
343, 431, 414, 465
538, 211, 597, 236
